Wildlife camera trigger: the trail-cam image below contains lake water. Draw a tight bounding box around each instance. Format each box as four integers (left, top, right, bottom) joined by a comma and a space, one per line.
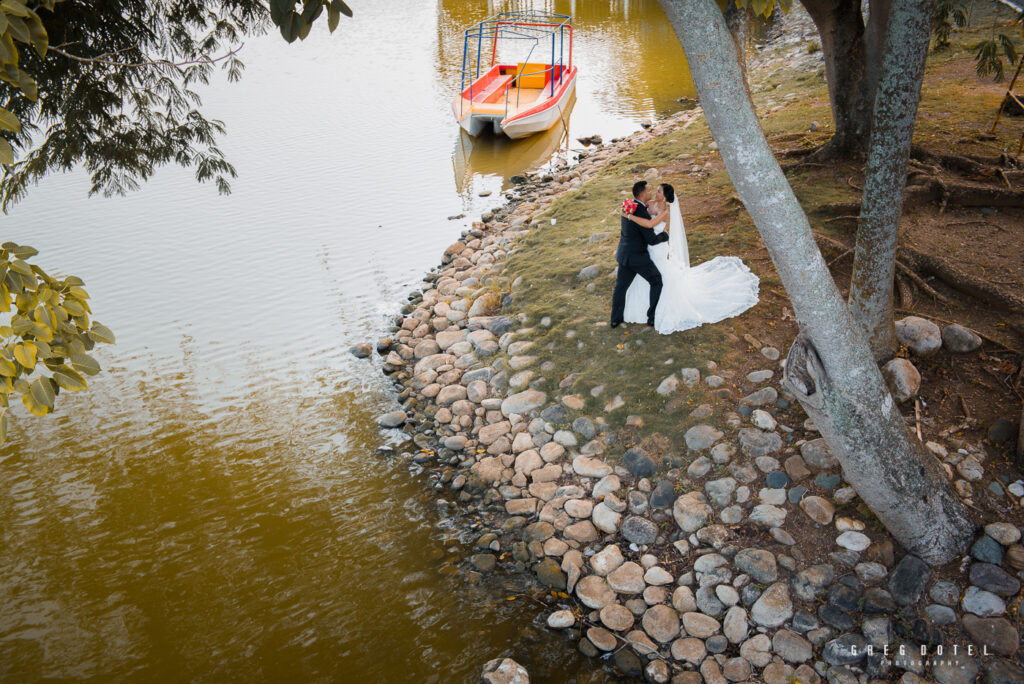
0, 1, 693, 680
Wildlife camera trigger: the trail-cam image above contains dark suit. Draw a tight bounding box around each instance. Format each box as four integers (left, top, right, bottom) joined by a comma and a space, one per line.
610, 201, 669, 325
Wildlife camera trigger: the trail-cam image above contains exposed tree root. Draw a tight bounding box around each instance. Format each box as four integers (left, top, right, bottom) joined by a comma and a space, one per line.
899, 246, 1024, 317
903, 178, 1024, 210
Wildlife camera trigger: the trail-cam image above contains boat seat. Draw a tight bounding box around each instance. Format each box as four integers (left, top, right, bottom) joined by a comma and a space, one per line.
474, 74, 516, 103
516, 62, 550, 89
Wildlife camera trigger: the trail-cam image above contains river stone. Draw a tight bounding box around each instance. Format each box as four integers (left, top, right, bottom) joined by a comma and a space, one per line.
472, 553, 497, 572
376, 410, 406, 428
881, 358, 921, 403
649, 480, 676, 509
749, 504, 787, 528
681, 611, 721, 638
534, 558, 566, 589
929, 580, 959, 606
985, 660, 1024, 684
671, 637, 706, 665
823, 634, 868, 666
932, 653, 980, 684
481, 657, 530, 684
800, 438, 839, 470
523, 521, 555, 543
984, 522, 1021, 546
924, 604, 957, 625
591, 545, 625, 576
685, 424, 723, 450
608, 562, 646, 594
888, 554, 930, 605
572, 455, 612, 478
705, 477, 737, 507
564, 520, 599, 543
672, 586, 697, 613
800, 496, 835, 525
738, 428, 783, 457
600, 603, 635, 631
940, 323, 983, 353
673, 491, 712, 532
722, 605, 748, 643
895, 316, 942, 356
656, 373, 680, 396
962, 585, 1006, 617
695, 585, 726, 617
750, 582, 793, 627
962, 614, 1019, 656
739, 633, 773, 667
735, 548, 778, 584
686, 456, 712, 479
501, 390, 546, 417
971, 535, 1005, 564
722, 656, 751, 682
539, 404, 567, 424
740, 386, 778, 407
478, 421, 511, 445
621, 516, 658, 546
585, 625, 617, 652
591, 502, 622, 534
790, 564, 835, 601
622, 448, 657, 478
815, 472, 842, 490
854, 561, 888, 583
547, 609, 575, 629
836, 531, 871, 552
772, 629, 813, 663
971, 562, 1021, 596
642, 604, 680, 643
576, 575, 617, 609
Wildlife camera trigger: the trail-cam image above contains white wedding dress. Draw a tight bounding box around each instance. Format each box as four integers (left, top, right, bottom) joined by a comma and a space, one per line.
623, 200, 759, 333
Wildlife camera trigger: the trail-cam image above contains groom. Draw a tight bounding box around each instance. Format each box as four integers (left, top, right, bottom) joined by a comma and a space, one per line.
610, 180, 670, 327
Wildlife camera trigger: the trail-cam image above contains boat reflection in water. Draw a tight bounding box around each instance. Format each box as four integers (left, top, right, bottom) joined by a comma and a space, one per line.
452, 91, 576, 193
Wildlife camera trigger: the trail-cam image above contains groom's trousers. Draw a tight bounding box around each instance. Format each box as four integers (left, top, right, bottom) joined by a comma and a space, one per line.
610, 256, 663, 325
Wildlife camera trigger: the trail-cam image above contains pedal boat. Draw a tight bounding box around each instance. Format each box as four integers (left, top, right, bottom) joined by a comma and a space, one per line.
452, 11, 577, 140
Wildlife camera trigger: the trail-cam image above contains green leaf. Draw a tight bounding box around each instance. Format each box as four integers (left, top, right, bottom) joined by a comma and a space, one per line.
13, 340, 36, 369
0, 357, 16, 376
5, 15, 29, 44
1, 0, 32, 19
17, 69, 36, 100
10, 244, 36, 258
52, 366, 86, 392
328, 6, 340, 32
70, 353, 100, 376
25, 10, 46, 57
0, 34, 14, 67
88, 321, 115, 344
0, 408, 7, 443
0, 137, 12, 165
331, 0, 353, 17
21, 381, 50, 416
0, 107, 19, 133
8, 258, 31, 276
28, 374, 54, 408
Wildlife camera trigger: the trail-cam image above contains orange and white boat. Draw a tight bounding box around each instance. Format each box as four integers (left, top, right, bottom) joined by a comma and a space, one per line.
452, 11, 577, 140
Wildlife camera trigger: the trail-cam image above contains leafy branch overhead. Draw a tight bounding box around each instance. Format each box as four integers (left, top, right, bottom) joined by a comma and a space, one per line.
0, 242, 115, 444
0, 0, 353, 211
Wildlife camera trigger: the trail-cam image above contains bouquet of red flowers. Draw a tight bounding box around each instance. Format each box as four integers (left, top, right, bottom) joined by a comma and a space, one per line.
622, 198, 637, 214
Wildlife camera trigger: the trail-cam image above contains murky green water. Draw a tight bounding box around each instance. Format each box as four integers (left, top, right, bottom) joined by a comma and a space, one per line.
0, 1, 693, 680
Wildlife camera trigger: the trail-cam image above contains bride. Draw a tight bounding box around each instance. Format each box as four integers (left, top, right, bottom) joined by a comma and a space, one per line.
622, 183, 759, 334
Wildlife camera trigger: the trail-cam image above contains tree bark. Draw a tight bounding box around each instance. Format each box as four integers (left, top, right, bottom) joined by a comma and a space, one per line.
799, 0, 875, 156
658, 0, 975, 565
848, 0, 935, 360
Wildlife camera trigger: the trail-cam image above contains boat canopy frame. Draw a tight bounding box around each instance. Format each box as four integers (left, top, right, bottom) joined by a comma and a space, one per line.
458, 10, 573, 120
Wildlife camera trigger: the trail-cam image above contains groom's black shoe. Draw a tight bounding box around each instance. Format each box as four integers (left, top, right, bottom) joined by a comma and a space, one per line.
610, 321, 621, 329
646, 320, 655, 327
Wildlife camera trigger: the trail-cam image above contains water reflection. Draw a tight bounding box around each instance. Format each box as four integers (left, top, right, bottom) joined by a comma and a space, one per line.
0, 0, 694, 681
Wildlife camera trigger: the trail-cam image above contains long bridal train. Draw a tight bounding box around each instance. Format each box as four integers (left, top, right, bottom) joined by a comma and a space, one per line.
623, 200, 759, 334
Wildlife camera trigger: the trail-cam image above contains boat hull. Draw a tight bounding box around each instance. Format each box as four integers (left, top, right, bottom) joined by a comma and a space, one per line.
452, 67, 577, 140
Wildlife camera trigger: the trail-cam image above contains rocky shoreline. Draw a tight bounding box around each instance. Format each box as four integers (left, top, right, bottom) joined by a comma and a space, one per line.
359, 16, 1024, 682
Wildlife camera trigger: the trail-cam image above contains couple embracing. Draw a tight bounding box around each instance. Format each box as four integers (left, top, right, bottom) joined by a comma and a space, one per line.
610, 180, 760, 334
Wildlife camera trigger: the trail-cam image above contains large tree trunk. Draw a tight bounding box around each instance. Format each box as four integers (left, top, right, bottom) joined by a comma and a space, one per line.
848, 0, 935, 360
658, 0, 975, 565
799, 0, 892, 157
